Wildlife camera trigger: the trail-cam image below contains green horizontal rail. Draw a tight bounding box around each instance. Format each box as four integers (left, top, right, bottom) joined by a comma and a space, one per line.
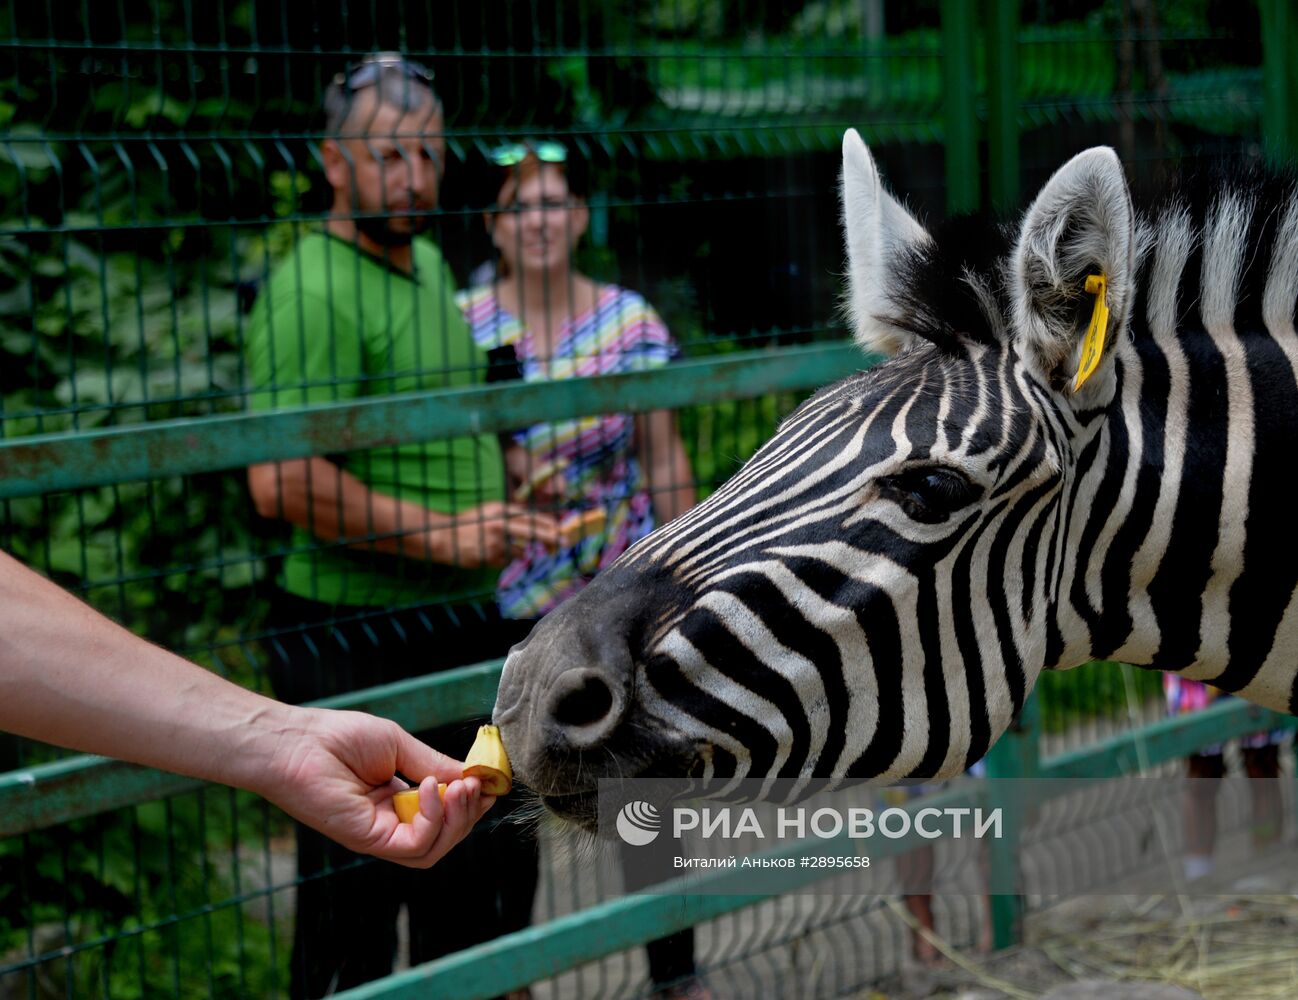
336, 784, 981, 1000
2, 660, 1291, 839
0, 659, 506, 838
1040, 695, 1298, 781
0, 342, 869, 500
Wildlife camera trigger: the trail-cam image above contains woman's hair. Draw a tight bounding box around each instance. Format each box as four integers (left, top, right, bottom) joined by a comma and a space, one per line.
485, 140, 590, 279
486, 139, 590, 207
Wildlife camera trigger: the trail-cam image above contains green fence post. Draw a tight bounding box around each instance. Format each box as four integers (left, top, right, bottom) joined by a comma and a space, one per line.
984, 0, 1019, 210
982, 691, 1040, 949
941, 0, 981, 215
1260, 0, 1298, 165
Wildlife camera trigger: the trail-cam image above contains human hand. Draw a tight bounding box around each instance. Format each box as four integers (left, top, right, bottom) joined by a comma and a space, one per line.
509, 454, 569, 508
257, 706, 494, 868
427, 501, 560, 567
517, 469, 567, 506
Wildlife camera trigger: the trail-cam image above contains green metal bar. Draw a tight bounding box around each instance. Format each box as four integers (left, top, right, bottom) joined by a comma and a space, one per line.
4, 652, 1292, 843
941, 0, 981, 214
1041, 695, 1298, 781
336, 889, 765, 1000
0, 659, 505, 838
311, 659, 503, 730
0, 343, 870, 500
0, 757, 200, 839
984, 0, 1019, 210
1259, 0, 1296, 165
981, 692, 1039, 949
336, 785, 982, 1000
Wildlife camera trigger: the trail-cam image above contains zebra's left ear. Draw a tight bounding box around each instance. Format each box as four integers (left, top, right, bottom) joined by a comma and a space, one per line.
841, 129, 932, 357
1011, 146, 1135, 392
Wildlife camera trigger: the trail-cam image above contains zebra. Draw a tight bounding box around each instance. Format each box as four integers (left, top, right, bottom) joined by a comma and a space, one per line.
493, 130, 1298, 827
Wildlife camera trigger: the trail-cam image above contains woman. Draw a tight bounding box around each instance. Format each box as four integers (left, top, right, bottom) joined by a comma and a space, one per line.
458, 141, 710, 1000
458, 140, 696, 620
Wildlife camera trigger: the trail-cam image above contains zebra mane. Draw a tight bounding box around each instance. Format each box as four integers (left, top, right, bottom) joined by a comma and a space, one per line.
1137, 161, 1298, 341
876, 160, 1298, 357
878, 212, 1015, 352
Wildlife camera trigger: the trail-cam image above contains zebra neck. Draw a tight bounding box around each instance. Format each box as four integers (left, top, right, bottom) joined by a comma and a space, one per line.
1061, 210, 1298, 714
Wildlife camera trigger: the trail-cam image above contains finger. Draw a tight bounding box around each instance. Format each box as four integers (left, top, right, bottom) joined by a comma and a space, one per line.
418, 775, 446, 825
413, 779, 479, 866
499, 502, 537, 517
392, 727, 471, 785
366, 774, 411, 805
446, 776, 496, 830
506, 514, 561, 542
384, 778, 497, 868
369, 785, 443, 866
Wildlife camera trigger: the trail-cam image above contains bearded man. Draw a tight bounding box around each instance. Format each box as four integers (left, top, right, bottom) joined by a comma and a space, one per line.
243, 53, 551, 999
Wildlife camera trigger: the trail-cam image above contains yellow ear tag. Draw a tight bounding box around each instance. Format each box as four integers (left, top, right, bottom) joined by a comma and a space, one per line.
1073, 273, 1109, 392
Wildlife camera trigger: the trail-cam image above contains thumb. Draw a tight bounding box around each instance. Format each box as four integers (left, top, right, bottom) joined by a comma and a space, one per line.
393, 727, 469, 785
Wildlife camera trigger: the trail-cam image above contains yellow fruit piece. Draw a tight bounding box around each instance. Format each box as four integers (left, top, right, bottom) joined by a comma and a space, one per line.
393, 726, 511, 823
393, 789, 421, 824
558, 507, 607, 548
393, 784, 450, 823
462, 724, 513, 795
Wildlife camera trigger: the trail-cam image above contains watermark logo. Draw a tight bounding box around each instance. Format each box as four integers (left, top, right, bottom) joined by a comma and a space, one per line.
616, 800, 662, 846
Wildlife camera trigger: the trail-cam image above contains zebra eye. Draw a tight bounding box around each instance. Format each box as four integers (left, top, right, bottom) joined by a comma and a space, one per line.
881, 467, 980, 524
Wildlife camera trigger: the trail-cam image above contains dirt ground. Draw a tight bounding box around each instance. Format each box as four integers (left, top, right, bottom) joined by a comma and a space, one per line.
860, 892, 1298, 1000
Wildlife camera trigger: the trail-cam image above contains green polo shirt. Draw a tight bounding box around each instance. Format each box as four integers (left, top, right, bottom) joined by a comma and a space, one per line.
245, 232, 504, 607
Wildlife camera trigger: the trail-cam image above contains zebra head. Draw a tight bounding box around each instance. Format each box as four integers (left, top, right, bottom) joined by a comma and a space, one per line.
495, 132, 1147, 827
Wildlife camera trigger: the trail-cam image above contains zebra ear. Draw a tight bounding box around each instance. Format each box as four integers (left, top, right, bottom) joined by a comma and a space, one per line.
841, 129, 931, 356
1011, 146, 1135, 390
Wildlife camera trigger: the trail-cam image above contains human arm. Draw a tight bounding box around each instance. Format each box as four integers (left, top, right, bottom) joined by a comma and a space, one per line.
247, 457, 558, 567
244, 265, 558, 566
0, 548, 488, 867
636, 408, 696, 523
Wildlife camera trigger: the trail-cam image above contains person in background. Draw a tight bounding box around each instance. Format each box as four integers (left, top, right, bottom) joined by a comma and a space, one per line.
243, 55, 554, 999
0, 548, 492, 868
1164, 675, 1284, 882
886, 762, 991, 966
458, 139, 708, 1000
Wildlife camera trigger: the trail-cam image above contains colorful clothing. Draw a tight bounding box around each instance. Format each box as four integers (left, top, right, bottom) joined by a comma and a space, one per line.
457, 283, 676, 618
1163, 674, 1285, 753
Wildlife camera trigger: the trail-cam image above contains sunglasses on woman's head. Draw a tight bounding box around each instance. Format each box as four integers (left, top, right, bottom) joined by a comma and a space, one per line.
335, 53, 435, 94
488, 141, 567, 167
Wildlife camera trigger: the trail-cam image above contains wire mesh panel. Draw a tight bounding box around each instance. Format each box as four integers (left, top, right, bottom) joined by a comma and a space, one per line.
0, 1, 1286, 998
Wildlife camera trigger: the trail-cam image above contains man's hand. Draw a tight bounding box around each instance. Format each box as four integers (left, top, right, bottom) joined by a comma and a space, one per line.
247, 459, 561, 568
426, 501, 560, 567
258, 706, 494, 868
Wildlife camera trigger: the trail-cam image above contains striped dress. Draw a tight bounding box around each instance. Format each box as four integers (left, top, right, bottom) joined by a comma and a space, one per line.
456, 284, 678, 619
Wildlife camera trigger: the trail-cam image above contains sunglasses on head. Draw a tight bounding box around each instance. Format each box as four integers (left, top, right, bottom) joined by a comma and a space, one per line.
335, 53, 435, 94
488, 140, 567, 167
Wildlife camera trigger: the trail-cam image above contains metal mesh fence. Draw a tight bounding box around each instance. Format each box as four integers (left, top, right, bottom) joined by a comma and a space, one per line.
0, 1, 1289, 997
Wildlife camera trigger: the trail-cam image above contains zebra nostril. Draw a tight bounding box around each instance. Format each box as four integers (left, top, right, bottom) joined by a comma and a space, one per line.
546, 668, 623, 746
553, 673, 614, 727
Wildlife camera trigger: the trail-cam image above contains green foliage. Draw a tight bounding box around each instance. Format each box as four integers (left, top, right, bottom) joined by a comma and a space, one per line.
679, 394, 797, 498
1036, 661, 1165, 733
0, 19, 296, 991
0, 790, 287, 998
